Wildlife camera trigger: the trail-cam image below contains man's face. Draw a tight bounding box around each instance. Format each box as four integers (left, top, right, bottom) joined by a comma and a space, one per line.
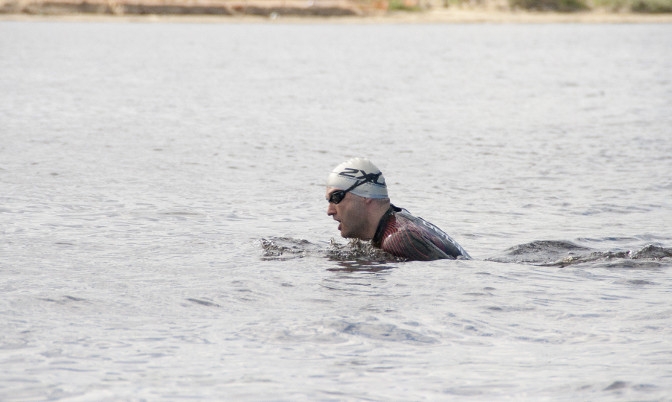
326, 187, 368, 239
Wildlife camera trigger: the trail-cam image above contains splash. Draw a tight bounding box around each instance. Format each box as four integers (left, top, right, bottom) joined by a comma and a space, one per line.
326, 238, 404, 263
259, 237, 403, 263
259, 237, 321, 260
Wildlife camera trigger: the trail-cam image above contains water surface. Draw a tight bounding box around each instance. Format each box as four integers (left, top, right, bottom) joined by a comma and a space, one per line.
1, 21, 671, 400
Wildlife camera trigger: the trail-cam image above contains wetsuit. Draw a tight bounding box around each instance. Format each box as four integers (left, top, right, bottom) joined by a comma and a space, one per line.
371, 205, 470, 261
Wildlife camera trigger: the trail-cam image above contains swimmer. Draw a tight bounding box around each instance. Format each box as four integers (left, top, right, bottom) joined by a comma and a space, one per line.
326, 157, 470, 261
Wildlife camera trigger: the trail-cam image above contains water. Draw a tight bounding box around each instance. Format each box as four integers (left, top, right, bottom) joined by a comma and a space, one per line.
1, 20, 671, 400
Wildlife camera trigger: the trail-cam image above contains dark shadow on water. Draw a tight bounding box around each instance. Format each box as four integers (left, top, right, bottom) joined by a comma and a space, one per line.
327, 260, 397, 273
186, 298, 221, 308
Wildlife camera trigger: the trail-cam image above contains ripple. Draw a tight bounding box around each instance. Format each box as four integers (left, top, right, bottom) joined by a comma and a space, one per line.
331, 321, 438, 344
186, 298, 221, 308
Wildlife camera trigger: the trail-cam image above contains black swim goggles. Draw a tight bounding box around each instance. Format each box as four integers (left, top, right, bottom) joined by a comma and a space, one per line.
327, 172, 382, 205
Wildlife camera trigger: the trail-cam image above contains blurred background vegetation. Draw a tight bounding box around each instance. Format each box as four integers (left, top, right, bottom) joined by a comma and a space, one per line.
511, 0, 672, 11
411, 0, 672, 12
1, 0, 670, 16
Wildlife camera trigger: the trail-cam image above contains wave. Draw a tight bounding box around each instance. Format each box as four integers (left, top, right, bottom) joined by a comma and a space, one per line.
260, 237, 672, 269
488, 240, 672, 268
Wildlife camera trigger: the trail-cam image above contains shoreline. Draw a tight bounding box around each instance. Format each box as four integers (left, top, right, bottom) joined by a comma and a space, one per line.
3, 12, 672, 23
2, 2, 672, 22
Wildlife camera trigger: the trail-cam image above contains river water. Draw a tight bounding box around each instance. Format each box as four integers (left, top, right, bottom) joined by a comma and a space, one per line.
1, 20, 671, 400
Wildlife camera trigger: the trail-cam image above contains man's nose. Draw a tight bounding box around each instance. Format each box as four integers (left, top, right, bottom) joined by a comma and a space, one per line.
327, 202, 336, 216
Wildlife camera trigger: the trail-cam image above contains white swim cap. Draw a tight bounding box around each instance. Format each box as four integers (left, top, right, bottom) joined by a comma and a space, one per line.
327, 157, 388, 199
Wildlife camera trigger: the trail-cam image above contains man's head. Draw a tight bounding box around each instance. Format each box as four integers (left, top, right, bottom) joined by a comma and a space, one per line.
325, 158, 391, 240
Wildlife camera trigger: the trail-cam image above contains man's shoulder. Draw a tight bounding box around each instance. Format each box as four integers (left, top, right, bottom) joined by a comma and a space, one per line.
386, 205, 470, 260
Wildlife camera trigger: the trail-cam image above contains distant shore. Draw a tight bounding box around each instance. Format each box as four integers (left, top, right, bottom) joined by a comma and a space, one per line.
2, 0, 672, 22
